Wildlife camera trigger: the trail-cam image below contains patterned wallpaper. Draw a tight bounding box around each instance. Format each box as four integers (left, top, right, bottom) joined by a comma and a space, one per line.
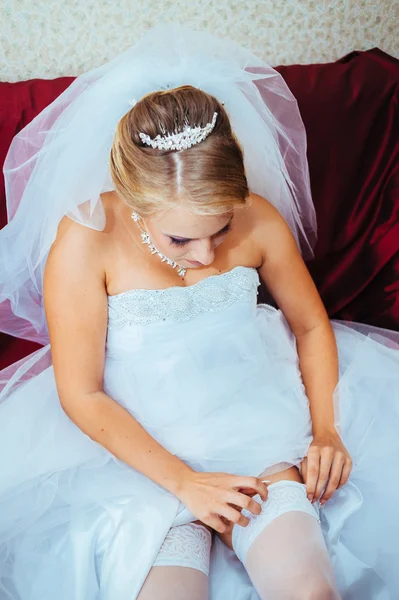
0, 0, 398, 82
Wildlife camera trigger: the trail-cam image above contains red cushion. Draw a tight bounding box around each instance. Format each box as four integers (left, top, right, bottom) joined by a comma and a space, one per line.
278, 49, 399, 329
1, 49, 398, 369
0, 77, 74, 368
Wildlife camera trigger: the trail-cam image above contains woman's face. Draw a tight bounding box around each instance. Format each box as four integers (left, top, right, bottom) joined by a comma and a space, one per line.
143, 204, 234, 268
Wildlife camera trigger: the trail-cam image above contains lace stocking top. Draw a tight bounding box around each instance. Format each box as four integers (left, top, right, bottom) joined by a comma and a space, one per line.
107, 265, 260, 329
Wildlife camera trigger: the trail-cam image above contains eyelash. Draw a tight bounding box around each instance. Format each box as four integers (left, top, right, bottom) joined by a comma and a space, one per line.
169, 222, 232, 247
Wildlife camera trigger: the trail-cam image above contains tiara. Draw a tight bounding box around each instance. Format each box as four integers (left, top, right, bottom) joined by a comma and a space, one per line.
138, 111, 218, 151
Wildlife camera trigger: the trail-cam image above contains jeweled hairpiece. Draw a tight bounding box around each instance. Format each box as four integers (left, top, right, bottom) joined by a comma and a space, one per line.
138, 111, 218, 151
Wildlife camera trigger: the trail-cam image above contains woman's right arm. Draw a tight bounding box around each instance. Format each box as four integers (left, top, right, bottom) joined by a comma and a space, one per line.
43, 217, 267, 532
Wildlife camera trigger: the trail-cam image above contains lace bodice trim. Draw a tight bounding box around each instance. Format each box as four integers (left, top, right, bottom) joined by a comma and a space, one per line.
107, 265, 260, 329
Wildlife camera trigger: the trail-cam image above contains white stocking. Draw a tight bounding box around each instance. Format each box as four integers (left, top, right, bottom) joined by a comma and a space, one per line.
138, 522, 211, 600
233, 481, 341, 600
138, 565, 209, 600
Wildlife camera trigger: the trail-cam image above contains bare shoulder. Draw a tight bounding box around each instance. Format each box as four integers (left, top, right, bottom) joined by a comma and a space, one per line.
43, 201, 111, 303
244, 192, 293, 261
46, 215, 105, 282
246, 192, 287, 229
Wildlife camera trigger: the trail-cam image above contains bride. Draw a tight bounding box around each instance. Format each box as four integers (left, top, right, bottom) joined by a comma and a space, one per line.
0, 23, 398, 600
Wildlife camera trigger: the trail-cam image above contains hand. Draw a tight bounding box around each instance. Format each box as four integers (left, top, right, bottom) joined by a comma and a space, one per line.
301, 428, 352, 506
175, 471, 268, 533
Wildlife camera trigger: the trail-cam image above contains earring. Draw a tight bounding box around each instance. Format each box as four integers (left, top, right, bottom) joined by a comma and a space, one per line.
131, 211, 141, 222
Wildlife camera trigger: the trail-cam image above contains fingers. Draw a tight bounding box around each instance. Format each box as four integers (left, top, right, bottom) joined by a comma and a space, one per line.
226, 490, 263, 516
237, 487, 257, 497
205, 514, 232, 534
232, 476, 268, 501
320, 455, 353, 505
318, 452, 344, 504
301, 457, 308, 484
218, 503, 250, 527
203, 504, 249, 533
207, 476, 268, 533
313, 447, 334, 501
305, 447, 321, 502
338, 457, 353, 489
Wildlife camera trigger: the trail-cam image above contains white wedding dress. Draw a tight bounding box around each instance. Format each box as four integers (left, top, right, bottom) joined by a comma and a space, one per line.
1, 264, 399, 599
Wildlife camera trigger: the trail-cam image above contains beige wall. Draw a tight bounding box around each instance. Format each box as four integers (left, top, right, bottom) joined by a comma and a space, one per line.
1, 0, 398, 82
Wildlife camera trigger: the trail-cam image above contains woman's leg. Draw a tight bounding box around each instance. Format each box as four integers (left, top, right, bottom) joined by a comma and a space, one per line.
218, 466, 341, 600
243, 510, 340, 599
137, 522, 212, 600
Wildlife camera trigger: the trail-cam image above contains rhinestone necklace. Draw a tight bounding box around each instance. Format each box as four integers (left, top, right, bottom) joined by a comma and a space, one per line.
131, 211, 187, 277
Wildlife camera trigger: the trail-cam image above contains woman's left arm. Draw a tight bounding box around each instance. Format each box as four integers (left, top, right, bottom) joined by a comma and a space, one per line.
252, 194, 352, 505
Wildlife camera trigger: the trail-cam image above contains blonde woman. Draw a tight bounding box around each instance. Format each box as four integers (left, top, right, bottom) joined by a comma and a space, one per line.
0, 24, 398, 600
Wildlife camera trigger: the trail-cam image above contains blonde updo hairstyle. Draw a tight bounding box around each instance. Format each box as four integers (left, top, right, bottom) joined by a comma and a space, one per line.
109, 85, 250, 218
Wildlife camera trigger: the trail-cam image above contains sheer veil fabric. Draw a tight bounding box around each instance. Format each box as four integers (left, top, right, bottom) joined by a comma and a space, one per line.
0, 22, 316, 349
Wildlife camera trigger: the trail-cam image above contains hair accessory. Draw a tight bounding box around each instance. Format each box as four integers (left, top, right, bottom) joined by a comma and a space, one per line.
139, 111, 218, 151
0, 22, 317, 346
131, 211, 187, 276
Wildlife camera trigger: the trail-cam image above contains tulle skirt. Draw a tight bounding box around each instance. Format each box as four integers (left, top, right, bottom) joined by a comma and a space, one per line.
0, 304, 399, 599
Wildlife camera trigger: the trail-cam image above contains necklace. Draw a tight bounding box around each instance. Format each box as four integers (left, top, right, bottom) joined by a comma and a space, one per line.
131, 211, 187, 277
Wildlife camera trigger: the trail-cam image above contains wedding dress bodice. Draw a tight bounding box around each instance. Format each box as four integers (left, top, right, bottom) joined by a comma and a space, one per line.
106, 265, 260, 329
102, 263, 311, 478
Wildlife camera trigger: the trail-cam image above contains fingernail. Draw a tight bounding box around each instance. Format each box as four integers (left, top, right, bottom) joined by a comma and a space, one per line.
307, 494, 313, 502
320, 499, 326, 506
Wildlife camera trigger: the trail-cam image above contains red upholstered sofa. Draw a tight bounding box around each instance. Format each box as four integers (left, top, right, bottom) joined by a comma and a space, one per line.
1, 48, 398, 370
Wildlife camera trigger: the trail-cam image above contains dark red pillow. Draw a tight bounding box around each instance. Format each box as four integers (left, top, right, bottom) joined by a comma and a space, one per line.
1, 49, 398, 369
0, 77, 74, 368
277, 49, 399, 329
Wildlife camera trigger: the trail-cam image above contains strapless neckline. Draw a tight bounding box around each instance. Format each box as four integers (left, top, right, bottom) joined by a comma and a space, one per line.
107, 265, 259, 300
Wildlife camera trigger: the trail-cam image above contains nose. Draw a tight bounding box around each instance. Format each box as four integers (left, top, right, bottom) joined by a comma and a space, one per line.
190, 239, 215, 265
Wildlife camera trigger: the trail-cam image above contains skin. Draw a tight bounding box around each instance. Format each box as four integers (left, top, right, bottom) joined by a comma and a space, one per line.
43, 189, 352, 549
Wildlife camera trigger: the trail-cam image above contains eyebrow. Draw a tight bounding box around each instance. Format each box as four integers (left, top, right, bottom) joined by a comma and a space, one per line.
165, 215, 234, 241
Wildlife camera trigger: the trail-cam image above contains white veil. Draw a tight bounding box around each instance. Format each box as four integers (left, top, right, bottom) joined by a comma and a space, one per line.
0, 22, 317, 347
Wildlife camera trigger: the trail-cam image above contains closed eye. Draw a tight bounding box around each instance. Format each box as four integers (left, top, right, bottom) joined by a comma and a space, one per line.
169, 221, 232, 247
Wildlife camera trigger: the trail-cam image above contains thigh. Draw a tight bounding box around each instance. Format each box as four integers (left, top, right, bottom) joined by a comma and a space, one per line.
223, 465, 340, 599
244, 511, 340, 599
138, 522, 212, 600
138, 565, 209, 600
216, 465, 302, 550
